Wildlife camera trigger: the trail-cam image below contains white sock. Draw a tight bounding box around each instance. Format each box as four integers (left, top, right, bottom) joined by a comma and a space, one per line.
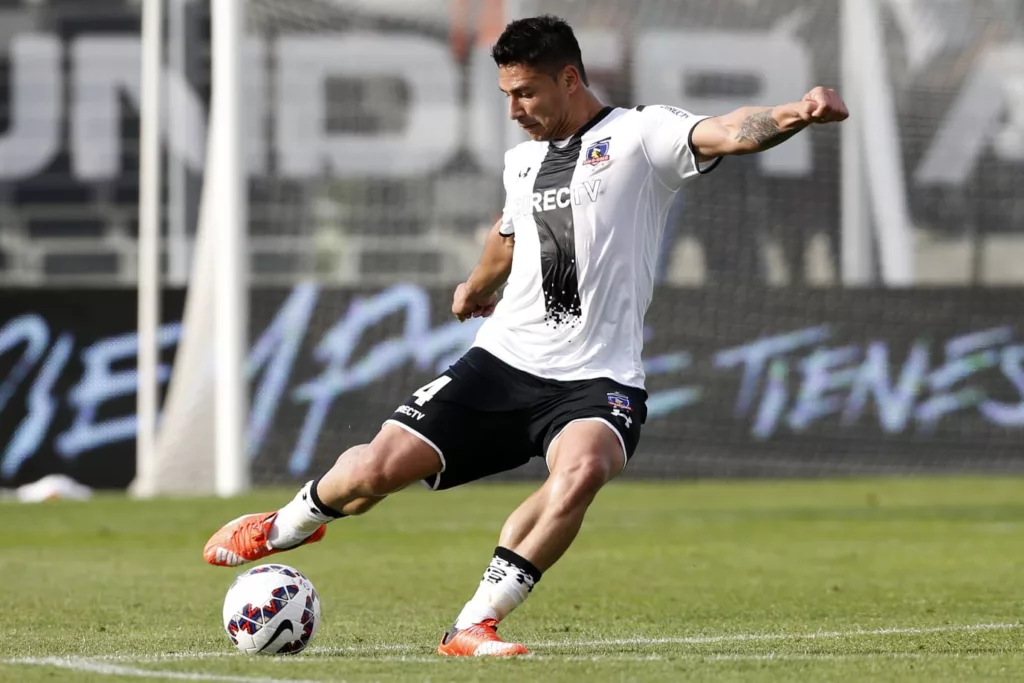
267, 480, 341, 549
453, 547, 542, 630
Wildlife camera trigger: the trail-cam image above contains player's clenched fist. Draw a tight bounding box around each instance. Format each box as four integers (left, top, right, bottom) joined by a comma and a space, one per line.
796, 86, 849, 124
452, 282, 498, 322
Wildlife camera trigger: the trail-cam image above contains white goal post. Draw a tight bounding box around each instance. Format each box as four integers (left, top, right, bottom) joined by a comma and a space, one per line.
133, 0, 163, 497
842, 0, 915, 287
133, 0, 249, 497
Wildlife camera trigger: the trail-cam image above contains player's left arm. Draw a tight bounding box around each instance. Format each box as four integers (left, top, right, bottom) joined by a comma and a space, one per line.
452, 218, 514, 322
690, 86, 849, 161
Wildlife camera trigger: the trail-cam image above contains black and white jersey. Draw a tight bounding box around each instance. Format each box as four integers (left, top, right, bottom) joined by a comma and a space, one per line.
472, 105, 720, 389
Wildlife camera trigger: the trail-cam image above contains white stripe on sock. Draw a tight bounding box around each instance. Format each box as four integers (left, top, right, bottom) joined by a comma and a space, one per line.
268, 482, 332, 549
454, 554, 537, 630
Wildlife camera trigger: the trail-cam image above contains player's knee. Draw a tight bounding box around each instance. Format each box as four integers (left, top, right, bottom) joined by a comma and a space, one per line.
350, 445, 407, 497
548, 454, 615, 510
354, 427, 442, 497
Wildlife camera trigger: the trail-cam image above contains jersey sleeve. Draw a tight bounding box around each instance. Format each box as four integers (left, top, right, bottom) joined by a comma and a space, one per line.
498, 151, 516, 236
637, 105, 722, 190
498, 202, 515, 237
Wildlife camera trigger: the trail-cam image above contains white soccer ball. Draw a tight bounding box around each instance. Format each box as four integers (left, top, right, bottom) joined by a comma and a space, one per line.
222, 564, 321, 655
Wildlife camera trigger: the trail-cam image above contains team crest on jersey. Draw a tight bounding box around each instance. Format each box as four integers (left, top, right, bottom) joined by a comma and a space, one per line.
584, 138, 611, 166
607, 392, 632, 412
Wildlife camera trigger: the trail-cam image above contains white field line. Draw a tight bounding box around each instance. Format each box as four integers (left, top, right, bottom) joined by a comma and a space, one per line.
1, 621, 1018, 678
2, 657, 322, 682
525, 621, 1021, 649
7, 649, 1021, 673
704, 652, 1008, 663
257, 652, 1024, 664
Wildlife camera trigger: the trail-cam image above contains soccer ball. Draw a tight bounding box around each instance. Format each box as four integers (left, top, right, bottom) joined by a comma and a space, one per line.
222, 564, 321, 655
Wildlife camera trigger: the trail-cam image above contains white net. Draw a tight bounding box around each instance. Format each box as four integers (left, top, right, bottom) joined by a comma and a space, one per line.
237, 0, 849, 486
241, 0, 850, 290
148, 0, 1024, 493
242, 0, 488, 287
876, 0, 1024, 284
0, 0, 1018, 286
0, 1, 1020, 492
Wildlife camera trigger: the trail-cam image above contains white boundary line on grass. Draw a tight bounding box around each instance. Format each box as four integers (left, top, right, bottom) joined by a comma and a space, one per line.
525, 621, 1022, 649
3, 657, 321, 683
37, 620, 1020, 664
1, 622, 1018, 680
705, 652, 1007, 663
253, 652, 1024, 664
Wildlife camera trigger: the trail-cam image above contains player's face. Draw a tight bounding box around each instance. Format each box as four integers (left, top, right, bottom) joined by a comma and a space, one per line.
499, 64, 574, 141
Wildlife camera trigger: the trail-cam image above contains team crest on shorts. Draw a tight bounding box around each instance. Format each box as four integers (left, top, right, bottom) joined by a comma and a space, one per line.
584, 138, 611, 166
607, 392, 632, 412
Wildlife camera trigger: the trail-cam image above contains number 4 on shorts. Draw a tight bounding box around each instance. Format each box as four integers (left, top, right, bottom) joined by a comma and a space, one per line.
412, 376, 452, 406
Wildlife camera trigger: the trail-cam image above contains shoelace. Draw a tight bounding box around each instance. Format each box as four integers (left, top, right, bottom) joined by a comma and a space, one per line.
229, 516, 265, 556
445, 619, 501, 645
468, 620, 500, 638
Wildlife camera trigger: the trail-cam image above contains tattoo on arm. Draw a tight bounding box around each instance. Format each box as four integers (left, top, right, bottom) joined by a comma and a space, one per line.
735, 110, 802, 152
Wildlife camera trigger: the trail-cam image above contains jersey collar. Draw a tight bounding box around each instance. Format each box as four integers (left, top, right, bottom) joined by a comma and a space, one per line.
550, 106, 615, 147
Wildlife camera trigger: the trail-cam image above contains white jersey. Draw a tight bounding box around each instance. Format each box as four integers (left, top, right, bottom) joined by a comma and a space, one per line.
472, 105, 720, 389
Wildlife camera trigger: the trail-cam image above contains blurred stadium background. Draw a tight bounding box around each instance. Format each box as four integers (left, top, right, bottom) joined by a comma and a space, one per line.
0, 0, 1022, 496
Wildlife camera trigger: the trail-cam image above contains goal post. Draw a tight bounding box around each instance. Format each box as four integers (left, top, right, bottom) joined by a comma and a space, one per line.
210, 0, 250, 496
839, 0, 872, 286
134, 0, 249, 497
133, 0, 163, 498
847, 0, 915, 286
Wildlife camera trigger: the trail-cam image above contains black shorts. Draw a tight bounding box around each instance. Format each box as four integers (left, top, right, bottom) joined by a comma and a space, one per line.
384, 348, 647, 491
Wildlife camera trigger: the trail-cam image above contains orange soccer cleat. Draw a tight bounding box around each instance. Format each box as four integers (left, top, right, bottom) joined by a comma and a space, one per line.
203, 512, 326, 567
436, 619, 529, 657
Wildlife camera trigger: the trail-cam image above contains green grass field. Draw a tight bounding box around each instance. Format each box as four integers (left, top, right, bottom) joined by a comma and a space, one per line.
3, 477, 1023, 682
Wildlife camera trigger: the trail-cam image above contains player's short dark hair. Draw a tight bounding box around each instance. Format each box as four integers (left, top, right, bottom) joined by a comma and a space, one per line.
491, 15, 589, 86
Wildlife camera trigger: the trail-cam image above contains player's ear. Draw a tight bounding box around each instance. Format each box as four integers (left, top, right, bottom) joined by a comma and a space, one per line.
562, 65, 581, 94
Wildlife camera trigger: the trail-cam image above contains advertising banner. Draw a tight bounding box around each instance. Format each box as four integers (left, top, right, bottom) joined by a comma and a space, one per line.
2, 285, 1021, 489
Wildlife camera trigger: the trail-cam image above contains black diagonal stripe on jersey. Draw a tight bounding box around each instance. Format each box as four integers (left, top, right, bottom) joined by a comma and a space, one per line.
533, 107, 614, 328
533, 141, 582, 327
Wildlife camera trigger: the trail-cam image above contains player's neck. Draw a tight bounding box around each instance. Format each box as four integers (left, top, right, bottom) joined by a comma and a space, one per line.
551, 93, 607, 141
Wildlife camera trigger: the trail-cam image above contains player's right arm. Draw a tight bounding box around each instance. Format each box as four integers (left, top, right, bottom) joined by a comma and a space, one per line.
453, 217, 515, 322
689, 86, 848, 160
637, 87, 848, 190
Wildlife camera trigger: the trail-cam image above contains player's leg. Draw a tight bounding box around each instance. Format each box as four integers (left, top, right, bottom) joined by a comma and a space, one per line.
439, 382, 644, 657
277, 445, 387, 523
266, 426, 444, 546
204, 351, 512, 568
442, 421, 622, 629
202, 425, 441, 567
498, 420, 622, 567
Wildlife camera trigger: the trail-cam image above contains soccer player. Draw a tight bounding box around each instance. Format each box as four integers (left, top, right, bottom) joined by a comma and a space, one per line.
204, 15, 848, 656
